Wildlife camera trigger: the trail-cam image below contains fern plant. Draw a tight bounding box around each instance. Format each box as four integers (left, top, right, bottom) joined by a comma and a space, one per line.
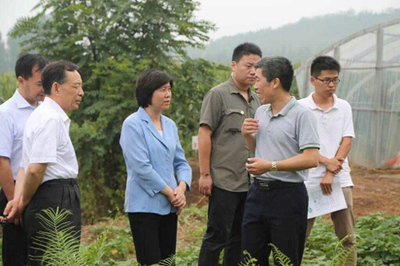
270, 244, 294, 266
330, 235, 356, 266
32, 207, 109, 266
239, 250, 259, 266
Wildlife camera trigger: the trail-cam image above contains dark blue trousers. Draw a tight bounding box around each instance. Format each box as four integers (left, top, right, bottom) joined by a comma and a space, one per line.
242, 183, 308, 266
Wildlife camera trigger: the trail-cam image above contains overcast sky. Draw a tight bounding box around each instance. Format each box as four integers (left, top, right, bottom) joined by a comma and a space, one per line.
1, 0, 400, 43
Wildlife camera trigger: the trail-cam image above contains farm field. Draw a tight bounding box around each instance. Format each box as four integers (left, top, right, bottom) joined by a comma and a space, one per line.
187, 159, 400, 218
78, 160, 400, 265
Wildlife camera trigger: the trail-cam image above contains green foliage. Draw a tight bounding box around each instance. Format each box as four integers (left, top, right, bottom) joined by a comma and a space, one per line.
330, 236, 356, 266
29, 209, 400, 265
10, 0, 215, 75
239, 251, 259, 266
8, 0, 222, 222
270, 243, 294, 266
0, 73, 17, 103
304, 214, 400, 265
32, 207, 109, 265
356, 213, 400, 265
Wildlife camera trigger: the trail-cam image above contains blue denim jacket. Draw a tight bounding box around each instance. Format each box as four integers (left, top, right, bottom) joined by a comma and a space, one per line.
120, 107, 192, 214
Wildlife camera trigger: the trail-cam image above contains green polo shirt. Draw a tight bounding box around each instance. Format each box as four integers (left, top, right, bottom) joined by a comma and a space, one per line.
200, 76, 261, 192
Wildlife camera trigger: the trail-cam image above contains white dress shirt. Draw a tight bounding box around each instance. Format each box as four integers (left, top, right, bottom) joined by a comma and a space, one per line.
298, 93, 355, 188
20, 97, 78, 183
0, 90, 36, 180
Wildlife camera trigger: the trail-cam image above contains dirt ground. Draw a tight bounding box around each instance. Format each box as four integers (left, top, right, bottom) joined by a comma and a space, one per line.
186, 159, 400, 218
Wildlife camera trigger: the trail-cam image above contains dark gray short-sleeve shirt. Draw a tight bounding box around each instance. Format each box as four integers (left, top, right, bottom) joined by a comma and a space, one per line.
200, 76, 261, 192
254, 97, 320, 183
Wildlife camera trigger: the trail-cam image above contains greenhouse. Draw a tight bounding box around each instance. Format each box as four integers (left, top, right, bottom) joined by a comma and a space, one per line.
295, 18, 400, 169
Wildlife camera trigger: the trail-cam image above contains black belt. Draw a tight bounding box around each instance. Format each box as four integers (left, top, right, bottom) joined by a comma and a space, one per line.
42, 179, 77, 186
253, 178, 303, 190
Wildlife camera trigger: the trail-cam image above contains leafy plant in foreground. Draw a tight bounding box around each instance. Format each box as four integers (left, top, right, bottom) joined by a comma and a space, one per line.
33, 207, 109, 265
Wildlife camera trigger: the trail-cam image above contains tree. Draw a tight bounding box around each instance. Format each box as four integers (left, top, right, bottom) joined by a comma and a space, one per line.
10, 0, 222, 222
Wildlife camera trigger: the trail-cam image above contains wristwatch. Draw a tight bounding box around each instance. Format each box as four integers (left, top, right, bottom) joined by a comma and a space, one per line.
271, 162, 278, 173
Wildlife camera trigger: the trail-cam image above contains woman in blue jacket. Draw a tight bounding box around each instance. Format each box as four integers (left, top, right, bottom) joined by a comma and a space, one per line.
120, 69, 192, 265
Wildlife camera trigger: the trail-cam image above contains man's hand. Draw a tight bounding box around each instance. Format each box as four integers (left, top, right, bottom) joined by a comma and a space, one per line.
320, 172, 334, 195
199, 174, 213, 196
246, 158, 270, 175
242, 118, 259, 136
323, 157, 344, 174
2, 198, 23, 225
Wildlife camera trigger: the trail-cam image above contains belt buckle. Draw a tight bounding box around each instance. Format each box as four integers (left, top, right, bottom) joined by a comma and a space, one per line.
259, 180, 269, 190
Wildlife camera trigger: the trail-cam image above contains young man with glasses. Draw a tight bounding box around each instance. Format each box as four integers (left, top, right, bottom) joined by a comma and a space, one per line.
298, 56, 356, 264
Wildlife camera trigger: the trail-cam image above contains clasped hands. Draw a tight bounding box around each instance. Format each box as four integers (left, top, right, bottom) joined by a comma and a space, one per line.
320, 157, 344, 195
0, 197, 26, 226
169, 185, 187, 215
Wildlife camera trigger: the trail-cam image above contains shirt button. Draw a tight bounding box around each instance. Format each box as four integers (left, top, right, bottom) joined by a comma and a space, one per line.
165, 156, 169, 161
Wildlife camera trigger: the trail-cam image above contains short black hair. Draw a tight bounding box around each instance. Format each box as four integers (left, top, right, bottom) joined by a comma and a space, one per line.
232, 42, 262, 62
136, 69, 173, 108
42, 61, 79, 95
255, 56, 294, 92
311, 56, 341, 77
15, 53, 48, 79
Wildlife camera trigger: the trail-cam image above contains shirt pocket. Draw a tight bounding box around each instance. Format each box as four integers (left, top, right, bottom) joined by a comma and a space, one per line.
224, 109, 245, 133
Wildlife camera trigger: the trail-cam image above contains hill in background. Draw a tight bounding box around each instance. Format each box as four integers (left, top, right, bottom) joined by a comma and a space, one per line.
188, 9, 400, 64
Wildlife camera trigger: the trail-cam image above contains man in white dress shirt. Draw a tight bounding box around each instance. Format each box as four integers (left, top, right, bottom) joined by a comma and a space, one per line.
4, 61, 84, 265
0, 53, 48, 266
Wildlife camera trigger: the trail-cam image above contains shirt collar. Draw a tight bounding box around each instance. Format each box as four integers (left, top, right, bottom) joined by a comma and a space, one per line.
14, 89, 34, 109
227, 75, 255, 101
43, 97, 70, 122
268, 97, 297, 117
307, 92, 338, 111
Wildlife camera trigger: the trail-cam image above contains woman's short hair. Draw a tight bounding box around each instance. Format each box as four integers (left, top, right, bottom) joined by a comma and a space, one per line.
136, 69, 173, 108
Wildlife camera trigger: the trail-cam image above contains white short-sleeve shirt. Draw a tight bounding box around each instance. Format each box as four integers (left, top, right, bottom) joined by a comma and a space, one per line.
0, 90, 36, 180
20, 97, 78, 183
298, 93, 355, 188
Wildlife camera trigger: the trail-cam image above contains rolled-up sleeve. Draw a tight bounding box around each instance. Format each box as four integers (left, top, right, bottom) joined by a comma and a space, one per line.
172, 123, 192, 191
120, 118, 167, 197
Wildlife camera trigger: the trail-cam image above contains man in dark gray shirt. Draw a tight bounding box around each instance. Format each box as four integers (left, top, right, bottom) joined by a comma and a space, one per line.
198, 43, 262, 266
242, 57, 320, 266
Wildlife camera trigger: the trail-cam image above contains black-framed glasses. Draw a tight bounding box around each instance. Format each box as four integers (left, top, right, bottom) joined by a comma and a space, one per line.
313, 77, 340, 85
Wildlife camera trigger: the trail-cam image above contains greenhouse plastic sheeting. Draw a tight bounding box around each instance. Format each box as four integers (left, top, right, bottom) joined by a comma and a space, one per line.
295, 19, 400, 169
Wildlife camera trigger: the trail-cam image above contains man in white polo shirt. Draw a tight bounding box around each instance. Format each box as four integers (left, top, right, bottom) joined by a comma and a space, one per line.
0, 53, 48, 266
3, 61, 84, 265
298, 56, 356, 264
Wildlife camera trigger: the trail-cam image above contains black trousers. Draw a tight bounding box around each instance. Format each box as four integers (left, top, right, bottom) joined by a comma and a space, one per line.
198, 186, 247, 266
128, 212, 177, 265
242, 183, 308, 266
23, 179, 81, 266
0, 189, 28, 266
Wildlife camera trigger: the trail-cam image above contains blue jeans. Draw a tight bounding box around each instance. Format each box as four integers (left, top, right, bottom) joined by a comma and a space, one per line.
242, 183, 308, 266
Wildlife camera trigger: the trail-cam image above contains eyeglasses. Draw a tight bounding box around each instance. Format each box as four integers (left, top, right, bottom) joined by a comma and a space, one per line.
313, 77, 340, 85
